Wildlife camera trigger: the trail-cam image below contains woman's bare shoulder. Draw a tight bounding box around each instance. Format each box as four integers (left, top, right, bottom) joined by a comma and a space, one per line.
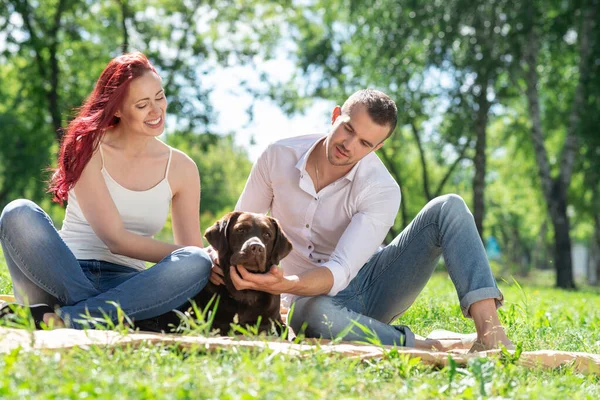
168, 146, 197, 171
165, 145, 200, 192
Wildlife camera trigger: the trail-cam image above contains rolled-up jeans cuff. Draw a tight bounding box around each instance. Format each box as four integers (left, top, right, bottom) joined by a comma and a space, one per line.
460, 287, 504, 318
393, 324, 415, 347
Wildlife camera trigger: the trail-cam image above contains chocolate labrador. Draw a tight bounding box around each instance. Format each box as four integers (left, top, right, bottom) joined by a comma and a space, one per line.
135, 211, 292, 335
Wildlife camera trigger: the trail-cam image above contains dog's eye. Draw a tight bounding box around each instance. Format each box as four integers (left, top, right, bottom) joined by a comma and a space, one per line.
263, 232, 272, 239
235, 227, 246, 233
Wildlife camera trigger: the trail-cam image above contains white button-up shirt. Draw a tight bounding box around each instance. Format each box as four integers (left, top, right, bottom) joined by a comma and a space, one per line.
235, 134, 401, 306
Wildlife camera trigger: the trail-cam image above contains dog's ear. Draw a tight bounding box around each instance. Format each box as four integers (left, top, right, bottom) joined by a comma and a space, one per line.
269, 217, 293, 266
204, 211, 242, 254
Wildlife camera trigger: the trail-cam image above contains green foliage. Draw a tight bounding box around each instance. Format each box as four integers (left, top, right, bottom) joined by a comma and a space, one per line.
0, 0, 283, 212
274, 0, 600, 283
167, 133, 252, 218
484, 115, 549, 274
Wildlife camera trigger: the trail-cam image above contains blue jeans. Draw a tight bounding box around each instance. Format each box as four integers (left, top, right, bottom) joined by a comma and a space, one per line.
289, 194, 504, 347
0, 199, 211, 329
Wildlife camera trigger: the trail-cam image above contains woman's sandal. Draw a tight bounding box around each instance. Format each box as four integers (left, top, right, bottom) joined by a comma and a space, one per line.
0, 302, 55, 329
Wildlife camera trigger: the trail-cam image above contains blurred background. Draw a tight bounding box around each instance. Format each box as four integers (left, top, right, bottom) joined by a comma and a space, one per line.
0, 0, 598, 289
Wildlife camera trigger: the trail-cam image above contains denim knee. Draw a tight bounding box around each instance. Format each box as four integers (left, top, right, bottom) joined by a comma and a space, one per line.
172, 246, 212, 281
440, 193, 469, 211
0, 199, 44, 237
437, 194, 469, 214
425, 194, 472, 224
289, 296, 338, 337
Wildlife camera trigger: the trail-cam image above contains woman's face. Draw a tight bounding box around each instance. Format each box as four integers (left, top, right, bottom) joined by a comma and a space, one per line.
116, 71, 167, 137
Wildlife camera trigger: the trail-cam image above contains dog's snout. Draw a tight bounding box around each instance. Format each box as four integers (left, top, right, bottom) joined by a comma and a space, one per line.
240, 237, 266, 257
250, 243, 265, 254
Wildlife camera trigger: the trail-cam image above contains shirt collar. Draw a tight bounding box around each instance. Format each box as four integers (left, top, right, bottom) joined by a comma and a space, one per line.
295, 136, 364, 183
295, 136, 323, 173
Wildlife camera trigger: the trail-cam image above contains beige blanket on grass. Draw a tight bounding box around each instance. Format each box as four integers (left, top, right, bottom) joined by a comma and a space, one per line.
0, 327, 598, 375
1, 296, 598, 375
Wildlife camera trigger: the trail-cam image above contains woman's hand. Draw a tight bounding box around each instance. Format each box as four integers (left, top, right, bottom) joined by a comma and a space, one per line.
206, 246, 224, 286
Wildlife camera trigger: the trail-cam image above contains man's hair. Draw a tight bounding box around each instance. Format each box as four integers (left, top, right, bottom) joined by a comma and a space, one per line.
341, 89, 398, 139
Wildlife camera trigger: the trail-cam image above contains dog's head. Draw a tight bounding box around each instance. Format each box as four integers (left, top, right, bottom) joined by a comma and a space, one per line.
204, 211, 292, 273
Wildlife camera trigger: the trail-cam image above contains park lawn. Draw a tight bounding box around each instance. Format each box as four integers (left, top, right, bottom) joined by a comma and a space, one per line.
0, 250, 599, 399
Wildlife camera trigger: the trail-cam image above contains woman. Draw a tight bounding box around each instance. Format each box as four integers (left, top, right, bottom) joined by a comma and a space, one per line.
0, 52, 211, 329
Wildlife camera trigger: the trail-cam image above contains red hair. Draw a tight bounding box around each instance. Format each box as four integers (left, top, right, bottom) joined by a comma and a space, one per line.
49, 52, 158, 204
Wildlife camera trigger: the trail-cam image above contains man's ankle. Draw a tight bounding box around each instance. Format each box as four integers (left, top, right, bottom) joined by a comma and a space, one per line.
479, 327, 513, 348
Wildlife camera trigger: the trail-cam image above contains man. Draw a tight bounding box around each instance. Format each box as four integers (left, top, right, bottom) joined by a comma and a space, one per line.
211, 89, 513, 350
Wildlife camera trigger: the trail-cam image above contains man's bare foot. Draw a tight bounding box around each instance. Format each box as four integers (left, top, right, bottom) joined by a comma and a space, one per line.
43, 312, 65, 329
469, 326, 515, 352
469, 299, 514, 352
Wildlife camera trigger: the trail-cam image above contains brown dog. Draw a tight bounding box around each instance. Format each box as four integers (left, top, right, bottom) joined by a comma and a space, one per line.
135, 211, 292, 334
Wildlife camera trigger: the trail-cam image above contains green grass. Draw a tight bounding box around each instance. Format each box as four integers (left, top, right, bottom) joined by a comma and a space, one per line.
1, 250, 599, 399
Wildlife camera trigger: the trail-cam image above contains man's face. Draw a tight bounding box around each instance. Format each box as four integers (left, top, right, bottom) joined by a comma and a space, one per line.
324, 104, 390, 167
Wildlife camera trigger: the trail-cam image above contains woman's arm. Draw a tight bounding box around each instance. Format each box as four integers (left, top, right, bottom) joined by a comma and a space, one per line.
74, 149, 181, 263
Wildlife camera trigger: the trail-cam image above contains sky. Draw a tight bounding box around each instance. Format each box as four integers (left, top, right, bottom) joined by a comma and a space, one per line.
201, 57, 335, 161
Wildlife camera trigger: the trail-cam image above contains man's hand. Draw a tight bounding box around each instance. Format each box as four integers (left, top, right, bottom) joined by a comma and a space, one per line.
206, 246, 224, 286
229, 265, 297, 295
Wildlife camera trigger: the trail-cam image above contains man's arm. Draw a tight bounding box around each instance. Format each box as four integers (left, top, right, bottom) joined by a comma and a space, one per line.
321, 182, 400, 296
230, 182, 401, 297
230, 264, 333, 296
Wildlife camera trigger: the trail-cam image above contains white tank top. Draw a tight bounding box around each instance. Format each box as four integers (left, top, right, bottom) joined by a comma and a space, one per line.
59, 145, 173, 270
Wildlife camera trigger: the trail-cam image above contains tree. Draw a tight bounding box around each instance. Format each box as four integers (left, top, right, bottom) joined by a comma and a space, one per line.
576, 5, 600, 283
0, 0, 285, 210
516, 0, 597, 288
484, 114, 548, 276
279, 0, 600, 287
423, 0, 521, 239
277, 0, 476, 238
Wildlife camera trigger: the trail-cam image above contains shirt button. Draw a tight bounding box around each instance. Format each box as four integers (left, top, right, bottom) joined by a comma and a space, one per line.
308, 245, 312, 249
309, 254, 313, 258
318, 259, 322, 263
314, 197, 318, 201
305, 224, 309, 228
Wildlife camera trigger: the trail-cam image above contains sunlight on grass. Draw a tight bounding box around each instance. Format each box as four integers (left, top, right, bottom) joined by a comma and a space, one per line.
0, 248, 599, 398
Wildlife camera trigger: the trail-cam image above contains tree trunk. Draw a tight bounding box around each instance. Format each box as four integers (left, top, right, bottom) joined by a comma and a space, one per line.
14, 0, 67, 140
595, 208, 600, 285
548, 181, 575, 288
591, 183, 600, 285
559, 0, 596, 190
533, 220, 550, 270
522, 6, 585, 288
409, 123, 470, 202
472, 79, 490, 240
498, 219, 511, 276
510, 217, 531, 277
593, 231, 600, 286
119, 0, 129, 53
410, 122, 431, 200
379, 148, 406, 233
524, 67, 576, 287
48, 38, 62, 139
